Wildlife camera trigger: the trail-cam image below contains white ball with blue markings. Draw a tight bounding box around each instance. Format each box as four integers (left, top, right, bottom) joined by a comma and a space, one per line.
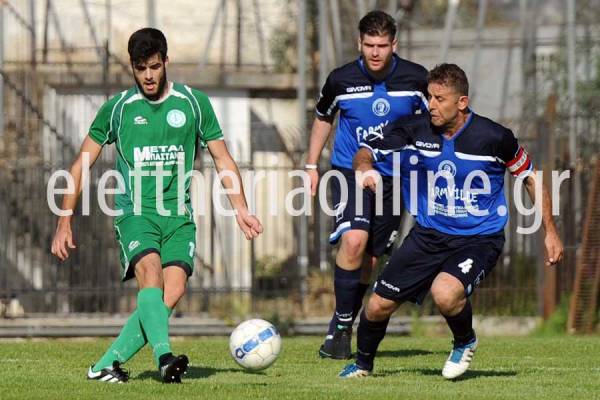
229, 319, 281, 370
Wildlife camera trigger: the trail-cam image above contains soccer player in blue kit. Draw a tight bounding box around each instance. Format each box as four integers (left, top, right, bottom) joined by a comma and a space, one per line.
305, 11, 429, 359
340, 63, 564, 379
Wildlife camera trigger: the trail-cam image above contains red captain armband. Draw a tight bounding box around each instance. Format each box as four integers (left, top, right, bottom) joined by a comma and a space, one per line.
506, 147, 532, 177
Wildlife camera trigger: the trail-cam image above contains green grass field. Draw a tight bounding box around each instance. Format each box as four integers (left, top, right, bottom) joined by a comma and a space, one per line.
1, 336, 599, 399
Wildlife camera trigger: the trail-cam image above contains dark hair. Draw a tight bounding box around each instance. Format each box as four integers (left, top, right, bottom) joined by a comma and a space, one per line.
358, 10, 397, 40
128, 28, 168, 64
428, 63, 469, 96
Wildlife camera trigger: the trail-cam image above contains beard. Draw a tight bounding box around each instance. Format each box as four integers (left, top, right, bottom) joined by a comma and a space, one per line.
135, 70, 168, 101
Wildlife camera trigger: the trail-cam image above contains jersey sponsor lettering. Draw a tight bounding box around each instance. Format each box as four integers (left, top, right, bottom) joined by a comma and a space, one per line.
356, 121, 388, 143
133, 145, 185, 166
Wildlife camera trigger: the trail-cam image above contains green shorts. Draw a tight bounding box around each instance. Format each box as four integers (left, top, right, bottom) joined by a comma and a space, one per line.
114, 213, 196, 281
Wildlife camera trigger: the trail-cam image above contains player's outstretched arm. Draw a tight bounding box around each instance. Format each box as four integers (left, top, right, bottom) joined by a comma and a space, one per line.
523, 171, 564, 266
51, 136, 104, 261
305, 116, 334, 196
207, 139, 263, 240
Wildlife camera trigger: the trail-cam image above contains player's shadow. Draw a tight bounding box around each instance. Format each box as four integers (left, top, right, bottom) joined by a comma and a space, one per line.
136, 365, 260, 382
185, 365, 266, 379
377, 349, 442, 358
380, 367, 517, 380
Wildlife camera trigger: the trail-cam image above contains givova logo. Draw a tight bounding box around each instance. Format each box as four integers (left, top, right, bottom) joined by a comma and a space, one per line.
380, 279, 401, 293
346, 85, 372, 93
416, 140, 440, 150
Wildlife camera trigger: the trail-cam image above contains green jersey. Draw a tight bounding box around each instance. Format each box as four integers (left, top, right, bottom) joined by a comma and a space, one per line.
88, 82, 223, 216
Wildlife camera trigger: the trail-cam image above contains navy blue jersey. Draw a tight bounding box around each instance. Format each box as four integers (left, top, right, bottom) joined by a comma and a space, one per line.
315, 54, 428, 176
361, 112, 533, 235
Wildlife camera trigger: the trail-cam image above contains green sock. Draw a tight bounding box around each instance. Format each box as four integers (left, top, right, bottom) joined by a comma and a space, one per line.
92, 305, 173, 372
137, 288, 172, 367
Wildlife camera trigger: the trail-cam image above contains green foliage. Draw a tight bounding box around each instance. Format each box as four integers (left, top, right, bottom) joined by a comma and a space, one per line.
255, 256, 284, 278
409, 308, 426, 337
209, 293, 252, 324
269, 24, 298, 73
468, 253, 538, 316
532, 295, 571, 337
268, 0, 318, 73
415, 0, 508, 28
265, 311, 295, 336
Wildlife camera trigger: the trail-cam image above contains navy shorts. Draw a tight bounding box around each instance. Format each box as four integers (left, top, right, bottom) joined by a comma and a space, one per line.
373, 223, 505, 303
329, 166, 403, 257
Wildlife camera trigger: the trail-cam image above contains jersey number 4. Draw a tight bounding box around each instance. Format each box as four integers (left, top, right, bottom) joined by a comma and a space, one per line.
458, 258, 474, 274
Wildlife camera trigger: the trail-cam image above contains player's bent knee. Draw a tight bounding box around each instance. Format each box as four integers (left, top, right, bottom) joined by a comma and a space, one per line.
431, 288, 464, 315
134, 253, 163, 288
163, 287, 185, 309
163, 267, 189, 308
341, 231, 368, 260
431, 273, 465, 311
366, 294, 395, 321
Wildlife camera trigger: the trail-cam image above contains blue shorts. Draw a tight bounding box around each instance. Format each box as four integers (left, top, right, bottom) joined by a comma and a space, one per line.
329, 167, 403, 257
373, 223, 505, 303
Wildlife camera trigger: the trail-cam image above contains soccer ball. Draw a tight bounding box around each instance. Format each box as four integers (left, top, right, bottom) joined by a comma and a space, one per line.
229, 319, 281, 371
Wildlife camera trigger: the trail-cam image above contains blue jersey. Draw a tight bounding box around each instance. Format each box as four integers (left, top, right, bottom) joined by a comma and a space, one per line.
315, 54, 428, 176
361, 112, 533, 235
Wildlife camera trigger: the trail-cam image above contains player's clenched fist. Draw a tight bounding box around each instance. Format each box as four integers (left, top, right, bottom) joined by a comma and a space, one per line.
236, 210, 264, 240
357, 169, 382, 192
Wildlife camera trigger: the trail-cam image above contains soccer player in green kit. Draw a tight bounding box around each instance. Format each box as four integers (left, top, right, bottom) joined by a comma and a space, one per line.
50, 28, 263, 383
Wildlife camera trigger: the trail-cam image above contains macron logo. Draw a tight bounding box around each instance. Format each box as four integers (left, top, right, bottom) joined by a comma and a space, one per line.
134, 116, 148, 125
346, 85, 372, 93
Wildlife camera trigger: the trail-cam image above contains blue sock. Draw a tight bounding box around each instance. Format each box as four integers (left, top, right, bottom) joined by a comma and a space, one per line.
333, 265, 362, 329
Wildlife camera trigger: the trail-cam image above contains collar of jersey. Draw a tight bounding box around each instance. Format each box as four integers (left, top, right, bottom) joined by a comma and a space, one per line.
444, 110, 474, 142
137, 81, 173, 104
357, 54, 399, 83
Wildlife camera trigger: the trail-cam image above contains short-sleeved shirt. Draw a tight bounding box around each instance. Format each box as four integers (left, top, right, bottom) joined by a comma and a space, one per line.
360, 112, 533, 235
88, 82, 223, 216
315, 54, 428, 176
